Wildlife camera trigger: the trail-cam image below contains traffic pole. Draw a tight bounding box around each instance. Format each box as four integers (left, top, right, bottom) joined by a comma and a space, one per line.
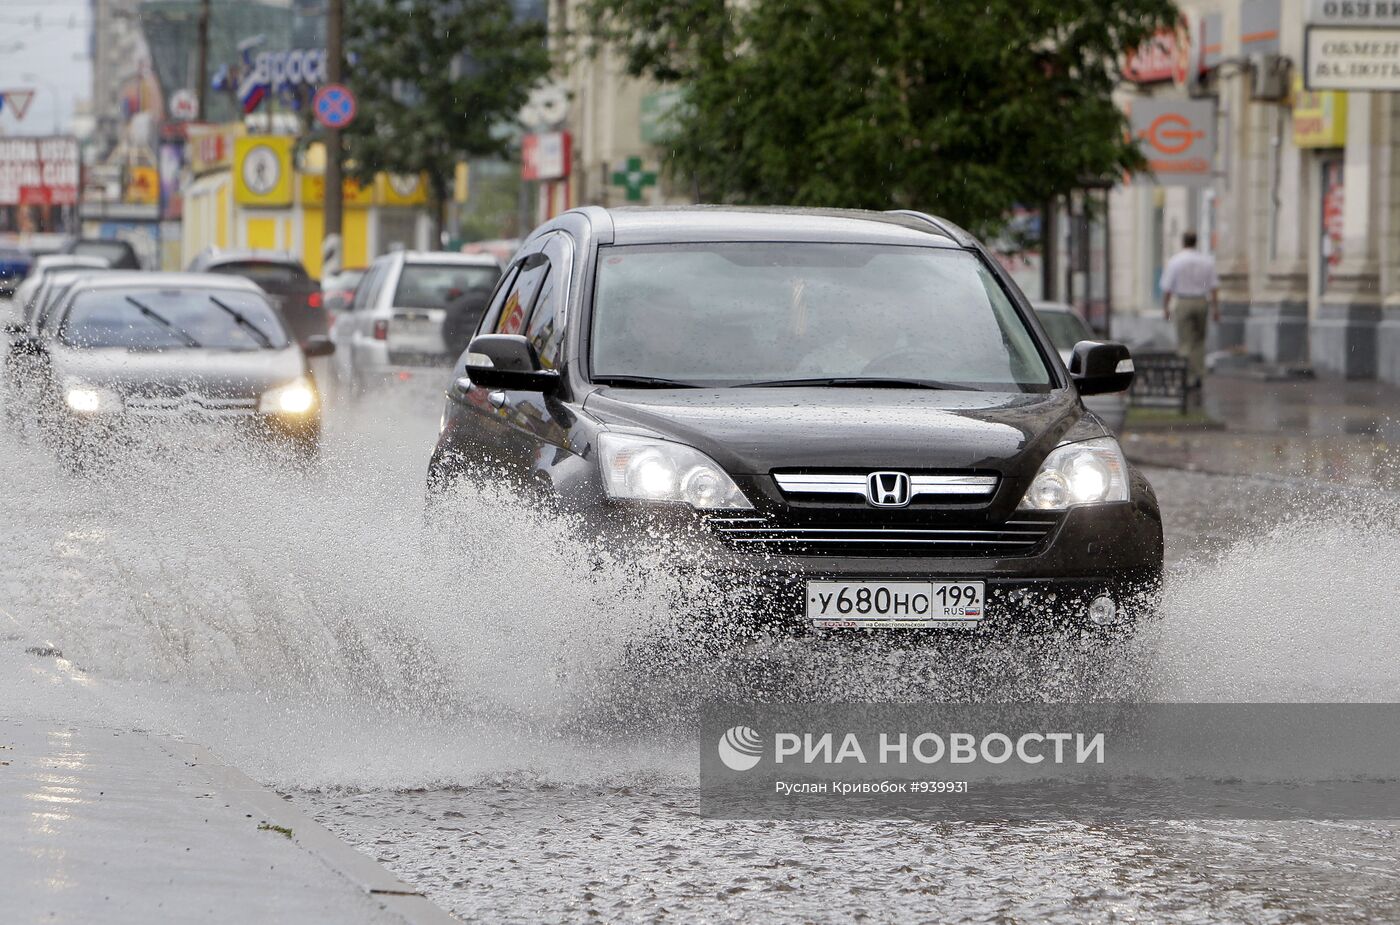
324, 0, 344, 273
195, 0, 210, 121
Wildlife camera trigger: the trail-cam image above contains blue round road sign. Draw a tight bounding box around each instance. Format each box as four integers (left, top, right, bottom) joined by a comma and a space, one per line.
313, 84, 357, 130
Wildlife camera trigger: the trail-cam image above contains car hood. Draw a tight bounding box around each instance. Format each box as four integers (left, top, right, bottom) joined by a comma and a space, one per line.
582, 387, 1097, 475
52, 346, 307, 398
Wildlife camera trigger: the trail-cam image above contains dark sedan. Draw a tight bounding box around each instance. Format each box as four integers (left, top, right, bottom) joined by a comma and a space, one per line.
187, 250, 327, 346
428, 207, 1162, 634
6, 272, 333, 464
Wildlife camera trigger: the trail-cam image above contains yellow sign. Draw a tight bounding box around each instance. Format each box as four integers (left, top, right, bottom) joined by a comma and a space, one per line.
234, 136, 294, 206
125, 165, 159, 204
300, 173, 374, 208
1293, 76, 1347, 149
376, 172, 429, 206
187, 123, 242, 175
454, 161, 469, 204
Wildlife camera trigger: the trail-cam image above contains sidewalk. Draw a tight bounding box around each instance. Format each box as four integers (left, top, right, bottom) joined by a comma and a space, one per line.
0, 681, 455, 924
1119, 375, 1400, 488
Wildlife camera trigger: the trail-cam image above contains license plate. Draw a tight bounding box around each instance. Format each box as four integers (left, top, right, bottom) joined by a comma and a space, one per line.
806, 580, 984, 628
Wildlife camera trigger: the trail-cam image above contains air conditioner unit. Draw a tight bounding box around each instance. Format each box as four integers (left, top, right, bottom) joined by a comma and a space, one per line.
1252, 54, 1291, 102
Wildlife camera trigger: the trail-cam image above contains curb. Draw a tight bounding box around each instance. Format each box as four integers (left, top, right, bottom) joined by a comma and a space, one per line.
160, 738, 458, 925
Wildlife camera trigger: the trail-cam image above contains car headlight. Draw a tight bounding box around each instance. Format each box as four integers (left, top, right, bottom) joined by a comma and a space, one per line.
259, 376, 318, 415
64, 384, 122, 414
1017, 436, 1129, 511
598, 433, 753, 510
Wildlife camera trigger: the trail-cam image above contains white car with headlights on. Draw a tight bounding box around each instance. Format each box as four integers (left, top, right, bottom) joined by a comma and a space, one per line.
6, 272, 334, 464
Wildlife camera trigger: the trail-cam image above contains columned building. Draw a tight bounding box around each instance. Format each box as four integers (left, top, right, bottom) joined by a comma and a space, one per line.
1108, 0, 1400, 382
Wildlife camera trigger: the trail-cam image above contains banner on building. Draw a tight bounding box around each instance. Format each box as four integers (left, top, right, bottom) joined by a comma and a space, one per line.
300, 173, 374, 208
521, 132, 571, 181
1129, 99, 1217, 188
187, 124, 240, 175
1305, 26, 1400, 90
233, 136, 294, 206
125, 165, 159, 205
0, 136, 79, 206
377, 173, 429, 207
1293, 76, 1348, 148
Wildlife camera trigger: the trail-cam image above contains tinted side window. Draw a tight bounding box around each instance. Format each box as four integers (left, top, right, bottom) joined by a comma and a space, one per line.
493, 255, 549, 336
522, 239, 570, 369
478, 264, 521, 336
351, 265, 380, 311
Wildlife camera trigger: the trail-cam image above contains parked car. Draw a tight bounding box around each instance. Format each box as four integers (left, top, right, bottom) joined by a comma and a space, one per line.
427, 206, 1161, 634
5, 272, 333, 463
6, 255, 111, 324
0, 246, 31, 297
1032, 301, 1129, 433
330, 250, 500, 392
186, 250, 327, 347
321, 266, 366, 314
61, 238, 142, 270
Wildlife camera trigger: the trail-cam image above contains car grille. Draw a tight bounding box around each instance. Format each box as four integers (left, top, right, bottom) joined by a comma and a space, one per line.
124, 394, 258, 417
703, 511, 1061, 558
773, 470, 999, 507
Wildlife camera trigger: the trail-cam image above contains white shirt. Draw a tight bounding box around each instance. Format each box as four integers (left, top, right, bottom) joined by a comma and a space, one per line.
1160, 248, 1219, 298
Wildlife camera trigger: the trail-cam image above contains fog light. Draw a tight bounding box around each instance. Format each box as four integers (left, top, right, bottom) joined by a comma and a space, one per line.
1087, 595, 1117, 626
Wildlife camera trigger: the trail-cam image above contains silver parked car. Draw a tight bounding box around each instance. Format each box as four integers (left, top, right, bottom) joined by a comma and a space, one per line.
330, 250, 500, 393
1032, 301, 1128, 433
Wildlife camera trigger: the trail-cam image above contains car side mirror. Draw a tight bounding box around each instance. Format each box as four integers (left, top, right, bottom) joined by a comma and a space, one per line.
1070, 340, 1134, 395
302, 335, 335, 358
464, 334, 560, 393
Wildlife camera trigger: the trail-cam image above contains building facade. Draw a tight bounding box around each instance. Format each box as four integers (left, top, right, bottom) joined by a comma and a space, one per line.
555, 0, 1400, 383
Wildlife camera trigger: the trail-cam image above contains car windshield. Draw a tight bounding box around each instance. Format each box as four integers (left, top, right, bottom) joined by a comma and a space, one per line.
591, 243, 1052, 391
324, 269, 365, 291
394, 263, 499, 309
71, 241, 133, 265
1035, 309, 1094, 351
59, 287, 290, 350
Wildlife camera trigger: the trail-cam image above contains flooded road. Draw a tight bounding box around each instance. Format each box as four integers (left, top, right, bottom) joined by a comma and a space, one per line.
2, 379, 1398, 922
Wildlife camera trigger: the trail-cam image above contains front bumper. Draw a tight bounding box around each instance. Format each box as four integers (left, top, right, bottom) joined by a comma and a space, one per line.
622, 501, 1164, 634
42, 407, 322, 458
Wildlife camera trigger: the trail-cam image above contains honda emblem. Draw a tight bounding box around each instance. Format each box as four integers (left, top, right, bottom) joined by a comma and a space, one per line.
867, 471, 911, 507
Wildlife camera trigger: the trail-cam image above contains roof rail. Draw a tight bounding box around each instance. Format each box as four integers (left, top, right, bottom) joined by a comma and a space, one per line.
885, 210, 975, 247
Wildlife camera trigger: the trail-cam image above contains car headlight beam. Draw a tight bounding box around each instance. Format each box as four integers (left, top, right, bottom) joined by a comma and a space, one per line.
259, 377, 318, 415
599, 433, 752, 510
1017, 436, 1129, 511
64, 384, 121, 414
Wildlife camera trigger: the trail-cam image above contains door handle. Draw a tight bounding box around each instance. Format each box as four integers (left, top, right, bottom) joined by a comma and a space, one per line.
488, 390, 507, 408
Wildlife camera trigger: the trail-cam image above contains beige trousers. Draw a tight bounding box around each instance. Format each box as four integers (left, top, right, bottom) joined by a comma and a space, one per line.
1174, 297, 1209, 382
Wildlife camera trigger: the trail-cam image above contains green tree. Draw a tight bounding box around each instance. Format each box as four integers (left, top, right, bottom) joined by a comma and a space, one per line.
584, 0, 1176, 236
344, 0, 550, 242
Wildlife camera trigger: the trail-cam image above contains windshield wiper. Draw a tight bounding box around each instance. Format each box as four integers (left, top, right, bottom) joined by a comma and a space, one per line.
738, 376, 973, 390
124, 296, 201, 348
208, 295, 274, 348
592, 375, 705, 389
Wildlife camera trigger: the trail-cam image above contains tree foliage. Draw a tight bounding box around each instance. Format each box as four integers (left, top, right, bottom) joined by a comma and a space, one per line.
344, 0, 550, 235
584, 0, 1177, 235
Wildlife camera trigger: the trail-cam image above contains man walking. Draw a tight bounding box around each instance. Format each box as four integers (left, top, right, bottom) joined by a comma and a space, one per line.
1159, 231, 1219, 387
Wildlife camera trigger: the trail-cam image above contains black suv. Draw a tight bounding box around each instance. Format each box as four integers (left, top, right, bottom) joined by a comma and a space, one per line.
187, 250, 327, 346
429, 207, 1163, 632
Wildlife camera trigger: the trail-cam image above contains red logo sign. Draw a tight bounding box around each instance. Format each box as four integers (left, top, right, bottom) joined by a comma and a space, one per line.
1140, 113, 1205, 156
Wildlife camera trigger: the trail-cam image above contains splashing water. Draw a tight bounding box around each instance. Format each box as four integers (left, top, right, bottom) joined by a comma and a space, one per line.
1, 387, 1396, 793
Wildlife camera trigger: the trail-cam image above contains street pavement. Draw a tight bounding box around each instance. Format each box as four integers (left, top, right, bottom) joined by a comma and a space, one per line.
0, 651, 455, 925
1121, 374, 1400, 489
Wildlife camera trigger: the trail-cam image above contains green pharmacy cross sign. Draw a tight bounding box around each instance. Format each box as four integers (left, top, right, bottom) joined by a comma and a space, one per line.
611, 156, 657, 202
